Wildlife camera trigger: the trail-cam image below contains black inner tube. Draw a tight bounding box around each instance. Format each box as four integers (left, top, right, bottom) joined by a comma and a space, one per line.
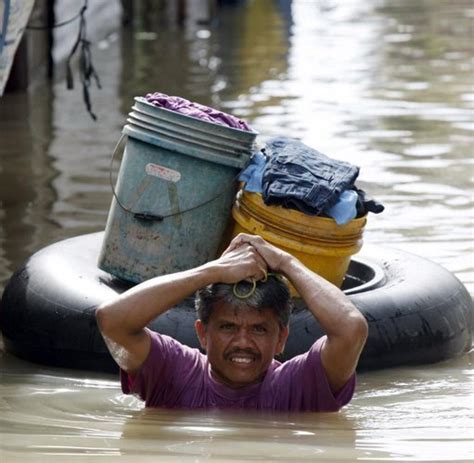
0, 232, 471, 374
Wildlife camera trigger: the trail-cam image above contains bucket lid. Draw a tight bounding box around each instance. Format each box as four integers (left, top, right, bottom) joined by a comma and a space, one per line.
122, 123, 252, 169
134, 97, 258, 144
127, 108, 250, 156
123, 97, 258, 169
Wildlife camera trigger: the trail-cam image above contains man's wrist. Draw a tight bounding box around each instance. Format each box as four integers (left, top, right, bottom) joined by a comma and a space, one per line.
195, 260, 223, 286
277, 253, 301, 278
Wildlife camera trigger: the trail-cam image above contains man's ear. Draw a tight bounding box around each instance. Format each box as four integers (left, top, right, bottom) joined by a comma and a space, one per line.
276, 325, 289, 356
195, 319, 208, 350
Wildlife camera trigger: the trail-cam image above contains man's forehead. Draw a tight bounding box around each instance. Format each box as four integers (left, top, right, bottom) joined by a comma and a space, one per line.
212, 303, 276, 322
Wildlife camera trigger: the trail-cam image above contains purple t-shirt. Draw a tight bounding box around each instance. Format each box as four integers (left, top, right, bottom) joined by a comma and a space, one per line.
121, 331, 355, 411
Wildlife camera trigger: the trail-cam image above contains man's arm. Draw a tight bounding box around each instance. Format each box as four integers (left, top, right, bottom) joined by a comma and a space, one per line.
229, 234, 368, 393
95, 241, 268, 373
279, 257, 368, 392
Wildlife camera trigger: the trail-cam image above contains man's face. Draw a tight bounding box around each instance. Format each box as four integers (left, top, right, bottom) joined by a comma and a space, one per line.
195, 303, 289, 389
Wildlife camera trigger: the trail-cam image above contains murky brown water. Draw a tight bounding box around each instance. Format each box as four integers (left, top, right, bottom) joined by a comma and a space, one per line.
0, 0, 473, 461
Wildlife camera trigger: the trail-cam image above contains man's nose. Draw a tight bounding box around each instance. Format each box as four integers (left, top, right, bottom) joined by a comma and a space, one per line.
232, 328, 254, 348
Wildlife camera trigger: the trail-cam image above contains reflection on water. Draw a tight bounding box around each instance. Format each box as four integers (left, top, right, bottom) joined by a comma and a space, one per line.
1, 349, 472, 462
0, 0, 473, 461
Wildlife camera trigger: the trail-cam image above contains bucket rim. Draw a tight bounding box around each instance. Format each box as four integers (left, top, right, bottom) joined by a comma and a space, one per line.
122, 124, 251, 169
126, 112, 252, 155
134, 97, 259, 138
232, 207, 365, 251
232, 213, 364, 256
237, 191, 368, 230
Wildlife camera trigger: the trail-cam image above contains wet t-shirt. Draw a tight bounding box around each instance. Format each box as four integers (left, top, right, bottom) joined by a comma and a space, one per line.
120, 331, 355, 411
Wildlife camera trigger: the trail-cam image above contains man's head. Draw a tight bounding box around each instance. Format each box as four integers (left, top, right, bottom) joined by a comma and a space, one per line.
194, 275, 293, 389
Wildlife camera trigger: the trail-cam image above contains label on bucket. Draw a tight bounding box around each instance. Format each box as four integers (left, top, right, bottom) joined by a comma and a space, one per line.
145, 163, 181, 183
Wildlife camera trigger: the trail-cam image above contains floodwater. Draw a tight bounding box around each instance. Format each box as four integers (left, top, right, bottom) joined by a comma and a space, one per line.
0, 0, 473, 461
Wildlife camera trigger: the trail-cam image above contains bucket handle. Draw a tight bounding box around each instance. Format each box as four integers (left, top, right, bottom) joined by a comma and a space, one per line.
109, 134, 246, 222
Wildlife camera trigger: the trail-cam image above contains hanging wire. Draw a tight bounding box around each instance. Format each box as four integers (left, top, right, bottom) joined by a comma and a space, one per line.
27, 11, 82, 30
65, 0, 101, 120
27, 0, 101, 120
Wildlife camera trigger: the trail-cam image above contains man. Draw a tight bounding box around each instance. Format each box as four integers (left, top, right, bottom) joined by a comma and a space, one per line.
95, 233, 368, 411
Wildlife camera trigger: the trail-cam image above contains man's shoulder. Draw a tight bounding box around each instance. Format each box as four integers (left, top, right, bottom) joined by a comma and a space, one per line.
147, 330, 205, 364
261, 337, 326, 393
137, 330, 207, 386
269, 337, 325, 373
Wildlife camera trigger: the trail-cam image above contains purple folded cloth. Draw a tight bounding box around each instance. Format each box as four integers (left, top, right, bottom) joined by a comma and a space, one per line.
145, 92, 252, 131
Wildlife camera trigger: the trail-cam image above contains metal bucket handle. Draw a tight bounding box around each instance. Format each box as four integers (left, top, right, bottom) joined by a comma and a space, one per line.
109, 134, 246, 222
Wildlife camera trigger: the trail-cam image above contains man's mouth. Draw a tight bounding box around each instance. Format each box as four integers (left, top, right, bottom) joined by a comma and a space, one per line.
229, 356, 253, 364
226, 350, 259, 365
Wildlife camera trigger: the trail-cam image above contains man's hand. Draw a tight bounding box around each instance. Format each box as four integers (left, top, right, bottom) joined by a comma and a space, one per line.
223, 233, 291, 273
214, 238, 268, 284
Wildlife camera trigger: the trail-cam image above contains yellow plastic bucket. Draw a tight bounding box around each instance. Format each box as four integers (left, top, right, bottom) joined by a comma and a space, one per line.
229, 191, 367, 293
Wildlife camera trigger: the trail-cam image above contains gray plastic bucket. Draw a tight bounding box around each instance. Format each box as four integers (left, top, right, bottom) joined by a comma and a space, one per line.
98, 97, 257, 283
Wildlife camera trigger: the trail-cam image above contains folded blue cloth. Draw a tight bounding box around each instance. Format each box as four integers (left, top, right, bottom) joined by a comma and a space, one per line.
325, 189, 358, 225
238, 151, 267, 193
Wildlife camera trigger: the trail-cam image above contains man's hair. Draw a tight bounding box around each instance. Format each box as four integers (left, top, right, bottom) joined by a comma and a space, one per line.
195, 274, 293, 327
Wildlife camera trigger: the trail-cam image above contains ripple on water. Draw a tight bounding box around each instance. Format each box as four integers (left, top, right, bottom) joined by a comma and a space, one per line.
0, 0, 473, 461
0, 350, 473, 462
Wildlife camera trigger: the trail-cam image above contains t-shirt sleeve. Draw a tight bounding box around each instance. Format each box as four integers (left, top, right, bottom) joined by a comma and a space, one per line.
120, 330, 202, 407
269, 336, 356, 412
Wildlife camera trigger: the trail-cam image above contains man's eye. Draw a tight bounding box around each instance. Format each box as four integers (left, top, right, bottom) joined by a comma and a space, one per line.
253, 325, 267, 333
220, 323, 235, 331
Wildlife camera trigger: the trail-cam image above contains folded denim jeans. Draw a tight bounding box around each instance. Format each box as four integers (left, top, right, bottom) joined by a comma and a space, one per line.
262, 137, 360, 215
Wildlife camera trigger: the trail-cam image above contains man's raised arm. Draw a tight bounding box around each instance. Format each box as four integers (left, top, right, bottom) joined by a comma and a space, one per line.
229, 234, 368, 393
95, 242, 268, 373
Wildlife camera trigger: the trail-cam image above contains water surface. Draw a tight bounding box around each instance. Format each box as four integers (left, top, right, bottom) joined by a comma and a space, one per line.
0, 0, 472, 461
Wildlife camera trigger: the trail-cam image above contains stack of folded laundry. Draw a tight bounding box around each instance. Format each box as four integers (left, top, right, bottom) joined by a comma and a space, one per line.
239, 137, 384, 225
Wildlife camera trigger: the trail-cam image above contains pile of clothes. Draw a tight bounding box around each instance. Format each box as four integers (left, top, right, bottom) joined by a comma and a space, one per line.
144, 92, 383, 224
145, 92, 251, 131
239, 137, 384, 225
